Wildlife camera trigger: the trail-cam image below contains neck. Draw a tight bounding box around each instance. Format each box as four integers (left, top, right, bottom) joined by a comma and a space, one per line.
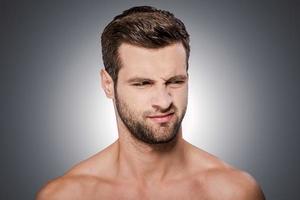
115, 126, 187, 183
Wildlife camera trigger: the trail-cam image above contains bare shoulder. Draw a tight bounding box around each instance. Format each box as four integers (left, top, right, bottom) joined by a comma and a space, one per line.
203, 167, 265, 200
36, 175, 87, 200
36, 172, 112, 200
36, 143, 118, 199
185, 142, 265, 199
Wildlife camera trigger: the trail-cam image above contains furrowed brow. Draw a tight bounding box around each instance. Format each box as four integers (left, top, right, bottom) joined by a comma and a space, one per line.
166, 75, 188, 82
126, 77, 154, 83
126, 75, 187, 83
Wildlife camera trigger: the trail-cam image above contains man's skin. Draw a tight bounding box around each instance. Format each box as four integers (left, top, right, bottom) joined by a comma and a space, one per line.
36, 42, 265, 199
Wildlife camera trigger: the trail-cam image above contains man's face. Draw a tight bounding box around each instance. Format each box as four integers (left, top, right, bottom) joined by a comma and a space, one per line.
115, 42, 188, 144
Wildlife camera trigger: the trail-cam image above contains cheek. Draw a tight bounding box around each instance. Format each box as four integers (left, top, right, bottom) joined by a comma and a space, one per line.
177, 95, 188, 110
119, 88, 151, 112
172, 88, 188, 108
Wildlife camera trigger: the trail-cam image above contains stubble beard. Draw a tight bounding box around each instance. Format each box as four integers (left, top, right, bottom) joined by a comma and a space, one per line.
115, 91, 187, 145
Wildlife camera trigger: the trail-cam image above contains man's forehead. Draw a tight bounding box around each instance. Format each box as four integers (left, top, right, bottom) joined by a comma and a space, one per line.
117, 42, 187, 79
119, 66, 187, 82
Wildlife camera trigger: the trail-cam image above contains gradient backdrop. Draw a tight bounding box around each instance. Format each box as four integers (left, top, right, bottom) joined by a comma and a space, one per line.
1, 0, 299, 199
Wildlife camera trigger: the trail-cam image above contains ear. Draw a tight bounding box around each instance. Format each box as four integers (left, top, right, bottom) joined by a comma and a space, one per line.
100, 68, 115, 99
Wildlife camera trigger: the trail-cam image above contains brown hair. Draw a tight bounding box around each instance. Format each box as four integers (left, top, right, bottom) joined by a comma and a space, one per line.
101, 6, 190, 83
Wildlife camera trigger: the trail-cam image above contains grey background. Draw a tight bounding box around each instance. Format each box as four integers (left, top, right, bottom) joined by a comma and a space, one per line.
1, 0, 299, 199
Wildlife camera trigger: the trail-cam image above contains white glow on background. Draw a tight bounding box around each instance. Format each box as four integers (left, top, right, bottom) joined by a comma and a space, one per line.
48, 35, 118, 162
183, 24, 257, 161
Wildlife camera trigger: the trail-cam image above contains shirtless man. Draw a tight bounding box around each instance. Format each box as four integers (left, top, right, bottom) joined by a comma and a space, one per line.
36, 6, 265, 200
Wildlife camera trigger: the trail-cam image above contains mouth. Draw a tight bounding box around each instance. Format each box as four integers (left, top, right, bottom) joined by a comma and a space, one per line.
147, 112, 174, 123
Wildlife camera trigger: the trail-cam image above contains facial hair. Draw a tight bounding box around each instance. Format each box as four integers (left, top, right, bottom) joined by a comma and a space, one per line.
115, 91, 187, 144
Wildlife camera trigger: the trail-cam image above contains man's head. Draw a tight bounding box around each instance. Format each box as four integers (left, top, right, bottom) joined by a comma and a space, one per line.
101, 6, 190, 84
101, 6, 190, 144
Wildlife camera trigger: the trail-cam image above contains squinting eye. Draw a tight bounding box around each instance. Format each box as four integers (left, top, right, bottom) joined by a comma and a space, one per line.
168, 80, 185, 85
132, 81, 151, 87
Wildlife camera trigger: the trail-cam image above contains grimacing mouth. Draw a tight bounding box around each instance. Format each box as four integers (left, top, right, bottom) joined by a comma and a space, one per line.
147, 112, 175, 118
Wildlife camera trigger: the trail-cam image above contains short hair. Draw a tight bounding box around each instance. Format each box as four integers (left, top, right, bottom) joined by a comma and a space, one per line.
101, 6, 190, 83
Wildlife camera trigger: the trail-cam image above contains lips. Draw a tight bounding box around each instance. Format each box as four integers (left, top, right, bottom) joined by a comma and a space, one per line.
147, 112, 174, 123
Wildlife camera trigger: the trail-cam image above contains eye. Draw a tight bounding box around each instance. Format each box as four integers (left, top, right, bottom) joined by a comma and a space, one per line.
167, 80, 185, 85
132, 81, 152, 87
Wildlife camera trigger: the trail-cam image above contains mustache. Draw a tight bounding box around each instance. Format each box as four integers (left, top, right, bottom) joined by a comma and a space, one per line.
143, 104, 177, 117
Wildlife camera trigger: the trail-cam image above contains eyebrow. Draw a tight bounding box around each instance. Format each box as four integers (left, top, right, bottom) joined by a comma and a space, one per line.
165, 75, 188, 82
126, 74, 188, 83
126, 77, 154, 83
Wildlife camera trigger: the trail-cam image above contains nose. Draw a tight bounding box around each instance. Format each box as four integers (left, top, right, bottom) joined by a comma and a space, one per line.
151, 87, 173, 111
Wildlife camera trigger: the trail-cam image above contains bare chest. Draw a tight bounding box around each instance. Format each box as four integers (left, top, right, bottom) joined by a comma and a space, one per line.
81, 179, 210, 200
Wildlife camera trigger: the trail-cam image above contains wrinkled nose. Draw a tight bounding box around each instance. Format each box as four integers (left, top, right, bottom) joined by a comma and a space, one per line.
151, 88, 173, 111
